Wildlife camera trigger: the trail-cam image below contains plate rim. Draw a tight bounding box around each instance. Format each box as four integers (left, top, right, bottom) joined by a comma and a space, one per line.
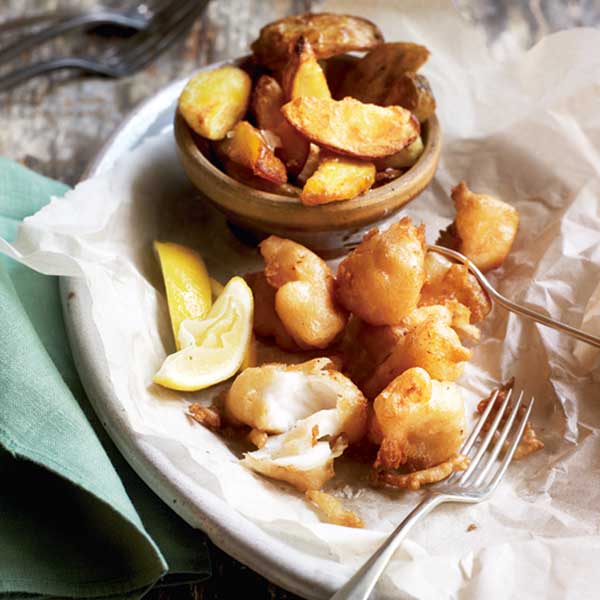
59, 76, 347, 599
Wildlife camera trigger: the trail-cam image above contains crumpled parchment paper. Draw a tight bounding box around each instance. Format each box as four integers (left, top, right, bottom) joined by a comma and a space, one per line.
2, 1, 600, 598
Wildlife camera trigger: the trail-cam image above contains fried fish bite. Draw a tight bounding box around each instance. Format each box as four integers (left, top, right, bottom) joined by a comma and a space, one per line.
446, 181, 519, 272
225, 358, 367, 440
260, 236, 348, 349
370, 367, 466, 471
232, 358, 368, 491
363, 311, 471, 398
341, 315, 404, 386
335, 218, 426, 326
420, 251, 492, 323
245, 271, 300, 351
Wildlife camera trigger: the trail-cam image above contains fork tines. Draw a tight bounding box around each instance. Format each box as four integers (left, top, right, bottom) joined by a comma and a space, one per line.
450, 380, 535, 492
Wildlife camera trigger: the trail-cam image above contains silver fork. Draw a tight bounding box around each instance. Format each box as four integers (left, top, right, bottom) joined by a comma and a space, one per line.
427, 244, 600, 349
0, 2, 173, 65
331, 384, 534, 600
0, 0, 208, 93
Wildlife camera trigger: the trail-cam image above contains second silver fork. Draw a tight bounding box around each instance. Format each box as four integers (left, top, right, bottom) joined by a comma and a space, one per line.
331, 383, 534, 600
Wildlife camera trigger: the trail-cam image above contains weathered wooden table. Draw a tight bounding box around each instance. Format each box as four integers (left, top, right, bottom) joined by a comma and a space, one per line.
1, 1, 597, 598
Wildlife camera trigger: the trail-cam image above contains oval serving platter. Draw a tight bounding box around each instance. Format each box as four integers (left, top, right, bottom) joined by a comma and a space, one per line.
59, 75, 354, 599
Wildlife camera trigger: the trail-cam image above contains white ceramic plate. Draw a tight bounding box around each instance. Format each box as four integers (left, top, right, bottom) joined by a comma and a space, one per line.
59, 78, 346, 599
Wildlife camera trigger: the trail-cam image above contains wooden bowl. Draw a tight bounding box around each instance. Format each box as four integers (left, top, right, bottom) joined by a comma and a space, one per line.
174, 59, 442, 255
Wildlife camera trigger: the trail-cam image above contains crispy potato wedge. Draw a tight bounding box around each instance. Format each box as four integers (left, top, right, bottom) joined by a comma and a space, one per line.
383, 72, 436, 122
178, 66, 251, 140
338, 42, 430, 104
374, 136, 424, 170
449, 181, 520, 272
374, 167, 403, 185
252, 75, 309, 175
221, 158, 299, 196
251, 12, 384, 71
300, 155, 375, 205
282, 96, 419, 159
281, 37, 331, 100
218, 121, 287, 184
296, 143, 321, 185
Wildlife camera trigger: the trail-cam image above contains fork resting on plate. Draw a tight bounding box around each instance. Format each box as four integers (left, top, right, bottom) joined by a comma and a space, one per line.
332, 382, 534, 600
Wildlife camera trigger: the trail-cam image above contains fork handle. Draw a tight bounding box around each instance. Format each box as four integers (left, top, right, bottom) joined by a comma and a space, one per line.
0, 58, 115, 93
331, 494, 444, 600
0, 11, 146, 66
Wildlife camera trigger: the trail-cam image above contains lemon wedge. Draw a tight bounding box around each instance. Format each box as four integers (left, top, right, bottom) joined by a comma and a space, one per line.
154, 276, 254, 391
154, 241, 212, 350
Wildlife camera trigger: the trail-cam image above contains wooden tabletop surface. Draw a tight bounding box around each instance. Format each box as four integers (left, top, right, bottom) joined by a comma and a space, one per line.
1, 1, 596, 598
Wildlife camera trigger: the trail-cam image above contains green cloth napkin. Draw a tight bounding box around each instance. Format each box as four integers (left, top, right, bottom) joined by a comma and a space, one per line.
0, 158, 211, 599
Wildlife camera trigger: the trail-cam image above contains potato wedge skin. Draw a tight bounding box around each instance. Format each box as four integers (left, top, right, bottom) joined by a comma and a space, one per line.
374, 136, 424, 170
221, 158, 299, 196
178, 66, 251, 140
384, 72, 436, 122
282, 96, 419, 159
296, 143, 321, 185
301, 156, 375, 205
218, 121, 287, 184
252, 75, 309, 175
251, 12, 384, 71
281, 37, 331, 100
338, 42, 430, 104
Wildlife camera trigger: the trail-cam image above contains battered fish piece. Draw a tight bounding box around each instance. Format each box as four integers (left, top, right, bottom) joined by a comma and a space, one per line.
230, 358, 368, 491
445, 181, 520, 273
335, 218, 426, 326
363, 310, 471, 398
370, 367, 466, 471
420, 251, 492, 323
341, 315, 404, 387
245, 271, 299, 352
260, 236, 348, 349
343, 304, 475, 389
225, 358, 367, 440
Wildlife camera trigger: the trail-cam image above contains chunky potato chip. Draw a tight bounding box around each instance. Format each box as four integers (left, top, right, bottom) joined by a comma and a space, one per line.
383, 72, 436, 122
251, 12, 384, 71
374, 167, 404, 185
374, 136, 424, 170
300, 155, 375, 205
217, 121, 287, 184
296, 143, 321, 185
178, 66, 251, 140
282, 96, 419, 159
338, 42, 430, 104
252, 75, 309, 174
450, 181, 520, 272
221, 158, 299, 196
281, 37, 332, 100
